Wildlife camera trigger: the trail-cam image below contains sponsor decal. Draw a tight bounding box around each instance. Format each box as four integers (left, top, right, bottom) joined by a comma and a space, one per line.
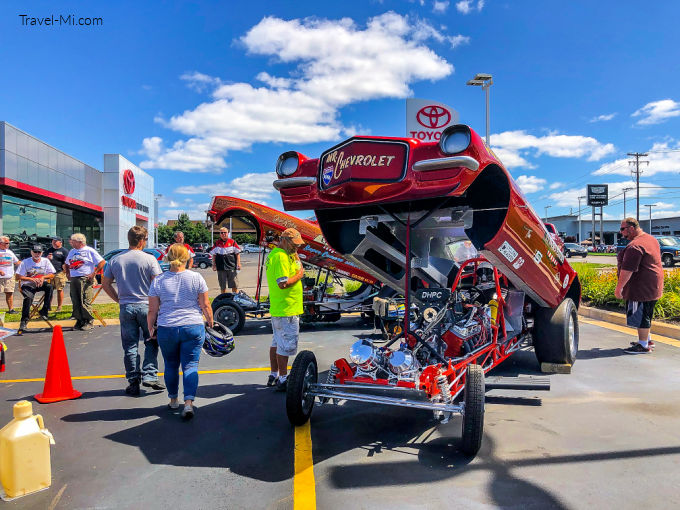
498, 241, 518, 263
522, 225, 533, 239
512, 256, 525, 270
563, 274, 570, 289
546, 250, 558, 266
533, 250, 543, 264
543, 232, 565, 264
553, 272, 561, 285
322, 166, 334, 186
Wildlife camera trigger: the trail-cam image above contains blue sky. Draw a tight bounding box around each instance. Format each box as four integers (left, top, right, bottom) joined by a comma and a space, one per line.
2, 0, 680, 223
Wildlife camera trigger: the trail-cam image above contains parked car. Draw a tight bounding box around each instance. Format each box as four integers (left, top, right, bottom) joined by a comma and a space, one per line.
193, 252, 213, 269
242, 243, 263, 253
564, 243, 588, 258
193, 243, 211, 253
617, 236, 680, 267
97, 248, 170, 283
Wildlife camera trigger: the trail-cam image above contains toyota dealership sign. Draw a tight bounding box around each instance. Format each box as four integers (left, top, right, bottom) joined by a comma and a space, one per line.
406, 98, 459, 142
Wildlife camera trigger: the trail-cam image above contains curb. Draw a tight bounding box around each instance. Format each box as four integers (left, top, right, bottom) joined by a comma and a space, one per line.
578, 305, 680, 340
2, 318, 120, 329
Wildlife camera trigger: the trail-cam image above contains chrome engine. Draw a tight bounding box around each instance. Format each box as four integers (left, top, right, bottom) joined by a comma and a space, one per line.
349, 339, 420, 382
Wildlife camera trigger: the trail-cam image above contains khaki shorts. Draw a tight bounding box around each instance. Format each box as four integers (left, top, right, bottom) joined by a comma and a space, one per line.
271, 316, 300, 356
52, 272, 67, 291
0, 276, 16, 294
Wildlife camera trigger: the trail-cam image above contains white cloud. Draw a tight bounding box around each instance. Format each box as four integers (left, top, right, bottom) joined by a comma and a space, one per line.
160, 200, 211, 222
516, 175, 547, 194
491, 130, 615, 168
433, 1, 449, 13
180, 72, 223, 93
491, 147, 534, 169
593, 140, 680, 177
140, 13, 456, 172
549, 182, 564, 190
174, 172, 277, 204
632, 99, 680, 125
589, 113, 616, 123
455, 0, 484, 14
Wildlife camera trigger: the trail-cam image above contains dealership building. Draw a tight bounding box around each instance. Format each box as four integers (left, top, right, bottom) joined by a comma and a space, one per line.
547, 213, 680, 244
0, 121, 156, 257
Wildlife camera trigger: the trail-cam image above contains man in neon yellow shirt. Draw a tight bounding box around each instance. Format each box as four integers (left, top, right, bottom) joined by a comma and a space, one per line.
266, 228, 305, 391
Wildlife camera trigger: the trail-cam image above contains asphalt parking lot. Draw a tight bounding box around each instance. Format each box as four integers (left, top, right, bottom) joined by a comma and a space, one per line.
1, 316, 680, 509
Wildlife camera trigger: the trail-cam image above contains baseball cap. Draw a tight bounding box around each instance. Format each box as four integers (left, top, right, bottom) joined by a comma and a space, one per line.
52, 236, 62, 242
281, 228, 305, 246
32, 244, 44, 252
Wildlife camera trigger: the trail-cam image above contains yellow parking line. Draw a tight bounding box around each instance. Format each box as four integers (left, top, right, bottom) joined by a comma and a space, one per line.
294, 422, 316, 510
0, 366, 285, 384
580, 317, 680, 348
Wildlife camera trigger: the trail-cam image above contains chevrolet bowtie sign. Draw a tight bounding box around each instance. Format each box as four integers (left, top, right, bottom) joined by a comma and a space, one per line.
587, 184, 609, 206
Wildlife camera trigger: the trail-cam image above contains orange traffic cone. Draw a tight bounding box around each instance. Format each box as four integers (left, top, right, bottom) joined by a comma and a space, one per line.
34, 326, 82, 404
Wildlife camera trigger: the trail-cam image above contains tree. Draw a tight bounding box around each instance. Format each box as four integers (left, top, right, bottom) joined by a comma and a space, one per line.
157, 223, 174, 244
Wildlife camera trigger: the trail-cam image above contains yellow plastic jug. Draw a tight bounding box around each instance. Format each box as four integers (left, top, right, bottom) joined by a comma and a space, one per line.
488, 299, 499, 325
0, 400, 55, 500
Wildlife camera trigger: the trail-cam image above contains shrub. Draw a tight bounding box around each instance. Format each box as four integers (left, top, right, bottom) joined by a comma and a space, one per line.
571, 263, 680, 321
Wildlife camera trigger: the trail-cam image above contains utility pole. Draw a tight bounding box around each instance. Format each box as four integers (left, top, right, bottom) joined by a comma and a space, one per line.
622, 187, 634, 219
644, 204, 656, 233
628, 152, 649, 221
544, 205, 552, 222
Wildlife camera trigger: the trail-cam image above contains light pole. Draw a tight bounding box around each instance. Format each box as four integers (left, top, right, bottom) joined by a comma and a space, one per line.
154, 194, 163, 247
466, 73, 493, 146
622, 187, 634, 218
578, 195, 586, 242
643, 204, 656, 233
544, 205, 552, 223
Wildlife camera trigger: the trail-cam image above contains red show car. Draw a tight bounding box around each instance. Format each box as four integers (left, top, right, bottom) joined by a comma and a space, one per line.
273, 124, 580, 456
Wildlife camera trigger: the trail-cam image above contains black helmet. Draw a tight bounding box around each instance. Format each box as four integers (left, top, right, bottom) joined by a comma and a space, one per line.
203, 322, 235, 357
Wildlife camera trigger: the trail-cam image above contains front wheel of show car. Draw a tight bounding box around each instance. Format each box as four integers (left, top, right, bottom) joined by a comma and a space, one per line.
286, 350, 318, 426
213, 301, 246, 335
460, 364, 485, 456
533, 298, 579, 365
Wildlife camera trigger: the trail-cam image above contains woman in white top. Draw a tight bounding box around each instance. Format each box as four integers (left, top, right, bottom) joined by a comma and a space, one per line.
148, 244, 213, 419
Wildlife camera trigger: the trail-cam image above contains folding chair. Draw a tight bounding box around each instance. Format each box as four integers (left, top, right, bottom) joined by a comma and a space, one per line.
90, 271, 107, 327
27, 292, 54, 329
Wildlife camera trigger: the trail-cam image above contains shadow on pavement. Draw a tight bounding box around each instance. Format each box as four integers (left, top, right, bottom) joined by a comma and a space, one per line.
577, 347, 625, 360
60, 382, 294, 483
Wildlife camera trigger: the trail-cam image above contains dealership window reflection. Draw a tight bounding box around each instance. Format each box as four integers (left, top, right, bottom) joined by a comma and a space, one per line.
2, 195, 102, 257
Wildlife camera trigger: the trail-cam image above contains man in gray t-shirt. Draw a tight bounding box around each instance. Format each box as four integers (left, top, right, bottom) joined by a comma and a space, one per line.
102, 226, 164, 396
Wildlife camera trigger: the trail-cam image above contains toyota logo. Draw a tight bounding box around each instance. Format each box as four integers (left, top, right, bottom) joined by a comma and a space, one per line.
123, 169, 135, 195
416, 105, 451, 129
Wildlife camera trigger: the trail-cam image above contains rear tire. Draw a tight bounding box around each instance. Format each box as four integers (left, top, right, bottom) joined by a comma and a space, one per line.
460, 364, 485, 456
662, 254, 674, 267
286, 351, 318, 426
213, 301, 246, 334
534, 298, 579, 365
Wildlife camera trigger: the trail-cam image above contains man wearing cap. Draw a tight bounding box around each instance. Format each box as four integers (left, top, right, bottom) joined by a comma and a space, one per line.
16, 245, 55, 331
265, 228, 306, 391
46, 237, 70, 313
65, 233, 106, 331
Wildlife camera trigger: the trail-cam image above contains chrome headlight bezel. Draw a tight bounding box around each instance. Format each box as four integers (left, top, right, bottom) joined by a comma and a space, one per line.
439, 125, 472, 155
276, 151, 300, 177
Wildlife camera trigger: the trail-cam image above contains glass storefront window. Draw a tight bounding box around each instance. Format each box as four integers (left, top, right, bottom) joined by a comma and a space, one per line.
2, 194, 101, 258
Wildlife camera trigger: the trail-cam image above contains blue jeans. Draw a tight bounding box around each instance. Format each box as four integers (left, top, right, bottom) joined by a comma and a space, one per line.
120, 303, 159, 384
157, 324, 205, 401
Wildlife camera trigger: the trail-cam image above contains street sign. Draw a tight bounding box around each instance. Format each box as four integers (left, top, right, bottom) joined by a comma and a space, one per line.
587, 184, 608, 206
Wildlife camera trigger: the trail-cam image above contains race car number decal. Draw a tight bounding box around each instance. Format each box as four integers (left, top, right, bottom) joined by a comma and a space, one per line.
498, 241, 518, 263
